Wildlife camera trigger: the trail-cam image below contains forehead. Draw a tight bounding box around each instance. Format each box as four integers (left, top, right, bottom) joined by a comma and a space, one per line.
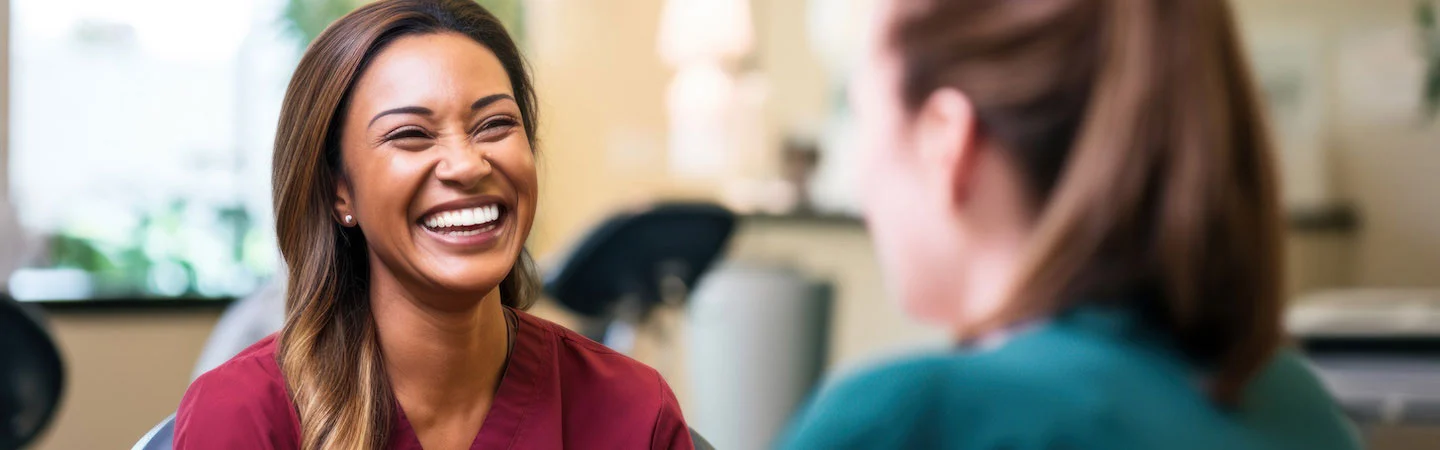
350, 32, 514, 111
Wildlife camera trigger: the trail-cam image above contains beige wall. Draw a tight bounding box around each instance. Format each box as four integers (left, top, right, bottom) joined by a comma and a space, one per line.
29, 311, 221, 450
523, 0, 834, 255
1234, 0, 1440, 288
753, 0, 832, 175
525, 0, 688, 255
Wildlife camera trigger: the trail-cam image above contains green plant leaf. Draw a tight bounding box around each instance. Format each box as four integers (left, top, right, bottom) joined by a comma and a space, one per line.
1419, 1, 1440, 118
281, 0, 367, 47
1425, 60, 1440, 117
281, 0, 526, 49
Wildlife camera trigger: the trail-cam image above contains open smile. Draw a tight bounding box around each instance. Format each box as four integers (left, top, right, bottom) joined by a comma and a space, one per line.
417, 199, 509, 248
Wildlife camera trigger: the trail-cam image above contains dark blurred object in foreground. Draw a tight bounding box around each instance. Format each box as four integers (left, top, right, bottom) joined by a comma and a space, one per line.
0, 292, 66, 449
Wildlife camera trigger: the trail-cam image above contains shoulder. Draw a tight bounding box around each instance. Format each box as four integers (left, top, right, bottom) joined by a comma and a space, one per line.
175, 334, 299, 449
517, 310, 670, 397
779, 354, 962, 449
780, 345, 1118, 449
513, 310, 692, 448
1241, 348, 1364, 449
1250, 348, 1330, 393
817, 341, 1117, 409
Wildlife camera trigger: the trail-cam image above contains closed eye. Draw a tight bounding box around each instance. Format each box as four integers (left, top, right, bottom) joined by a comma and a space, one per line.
382, 126, 434, 150
472, 116, 519, 142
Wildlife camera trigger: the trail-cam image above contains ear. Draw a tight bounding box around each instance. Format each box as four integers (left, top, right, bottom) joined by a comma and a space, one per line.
334, 173, 356, 227
914, 87, 979, 206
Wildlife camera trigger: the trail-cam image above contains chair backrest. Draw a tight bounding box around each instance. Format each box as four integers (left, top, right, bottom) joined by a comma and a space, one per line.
131, 413, 175, 450
544, 202, 736, 319
0, 293, 65, 449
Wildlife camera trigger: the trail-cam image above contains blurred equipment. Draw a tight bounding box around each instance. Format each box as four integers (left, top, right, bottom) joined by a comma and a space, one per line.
544, 202, 737, 352
687, 263, 832, 450
780, 137, 822, 214
1290, 289, 1440, 428
0, 293, 66, 449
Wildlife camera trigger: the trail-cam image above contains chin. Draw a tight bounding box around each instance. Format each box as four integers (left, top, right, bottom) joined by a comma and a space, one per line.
424, 261, 512, 296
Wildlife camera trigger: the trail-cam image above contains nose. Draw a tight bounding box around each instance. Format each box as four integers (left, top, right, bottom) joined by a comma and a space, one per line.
432, 143, 492, 191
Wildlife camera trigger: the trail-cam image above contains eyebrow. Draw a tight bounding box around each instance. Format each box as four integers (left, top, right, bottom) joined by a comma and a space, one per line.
471, 93, 515, 112
368, 106, 433, 128
366, 94, 516, 128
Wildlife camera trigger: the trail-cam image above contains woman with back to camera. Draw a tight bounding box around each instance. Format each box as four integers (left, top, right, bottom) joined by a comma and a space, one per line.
173, 1, 694, 448
781, 0, 1361, 449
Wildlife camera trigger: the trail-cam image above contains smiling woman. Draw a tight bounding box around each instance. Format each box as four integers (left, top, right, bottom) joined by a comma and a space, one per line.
172, 1, 695, 449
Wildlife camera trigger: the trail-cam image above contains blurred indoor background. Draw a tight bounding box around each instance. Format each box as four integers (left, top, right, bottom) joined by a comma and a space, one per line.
0, 0, 1437, 449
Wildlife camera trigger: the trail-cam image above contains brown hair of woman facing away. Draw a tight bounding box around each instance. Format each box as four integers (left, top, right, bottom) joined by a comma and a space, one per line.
270, 1, 539, 448
889, 0, 1283, 405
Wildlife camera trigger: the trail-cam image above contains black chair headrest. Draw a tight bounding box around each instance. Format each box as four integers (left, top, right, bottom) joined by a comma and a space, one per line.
0, 293, 65, 449
543, 202, 736, 318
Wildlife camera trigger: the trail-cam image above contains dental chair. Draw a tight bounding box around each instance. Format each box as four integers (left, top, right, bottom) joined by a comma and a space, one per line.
0, 292, 66, 449
543, 202, 736, 352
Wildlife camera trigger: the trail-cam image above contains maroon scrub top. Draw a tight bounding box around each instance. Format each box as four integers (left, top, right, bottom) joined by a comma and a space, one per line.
174, 308, 694, 449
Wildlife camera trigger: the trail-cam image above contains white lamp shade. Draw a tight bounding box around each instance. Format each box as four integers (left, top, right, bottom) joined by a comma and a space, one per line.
657, 0, 754, 66
806, 0, 878, 79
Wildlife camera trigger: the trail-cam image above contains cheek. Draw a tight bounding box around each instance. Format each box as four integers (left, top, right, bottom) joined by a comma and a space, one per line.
345, 151, 434, 272
855, 113, 956, 322
496, 142, 538, 200
510, 148, 538, 193
857, 116, 913, 218
490, 140, 539, 236
352, 152, 429, 219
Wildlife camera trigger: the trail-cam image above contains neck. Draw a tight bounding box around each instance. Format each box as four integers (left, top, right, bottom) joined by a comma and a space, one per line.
932, 222, 1031, 341
370, 269, 510, 425
949, 157, 1037, 342
960, 242, 1023, 323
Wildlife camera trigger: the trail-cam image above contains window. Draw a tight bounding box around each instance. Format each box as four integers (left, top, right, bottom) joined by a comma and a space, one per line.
6, 0, 295, 301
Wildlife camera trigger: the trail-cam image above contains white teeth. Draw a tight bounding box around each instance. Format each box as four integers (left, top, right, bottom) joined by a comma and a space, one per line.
422, 204, 503, 229
437, 223, 498, 236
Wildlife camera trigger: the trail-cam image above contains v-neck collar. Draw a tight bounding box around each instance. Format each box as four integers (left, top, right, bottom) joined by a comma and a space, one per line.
390, 307, 552, 449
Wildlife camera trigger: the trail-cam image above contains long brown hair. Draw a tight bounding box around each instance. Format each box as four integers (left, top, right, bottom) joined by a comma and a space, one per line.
889, 0, 1283, 405
271, 1, 539, 448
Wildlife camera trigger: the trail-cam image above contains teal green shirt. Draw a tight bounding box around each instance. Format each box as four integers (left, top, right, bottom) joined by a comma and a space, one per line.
779, 307, 1362, 450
